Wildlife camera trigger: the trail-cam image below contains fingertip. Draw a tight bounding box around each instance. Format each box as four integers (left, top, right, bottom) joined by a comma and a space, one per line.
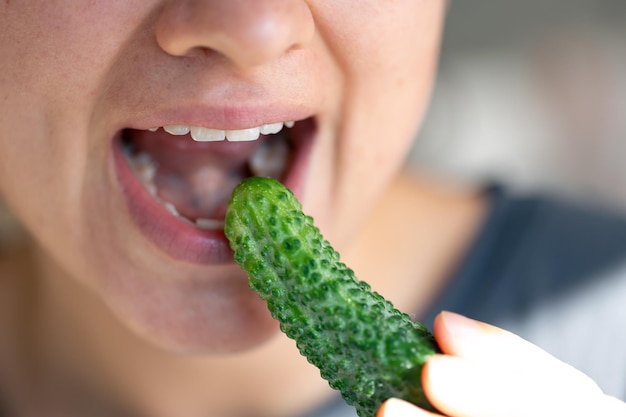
433, 311, 482, 355
423, 354, 455, 399
378, 398, 433, 417
437, 311, 481, 334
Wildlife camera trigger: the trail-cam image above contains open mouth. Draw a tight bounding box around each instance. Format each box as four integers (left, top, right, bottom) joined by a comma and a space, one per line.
114, 117, 315, 264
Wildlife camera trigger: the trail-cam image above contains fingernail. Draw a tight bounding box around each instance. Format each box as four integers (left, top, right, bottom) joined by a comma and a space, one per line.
439, 311, 481, 337
378, 398, 424, 417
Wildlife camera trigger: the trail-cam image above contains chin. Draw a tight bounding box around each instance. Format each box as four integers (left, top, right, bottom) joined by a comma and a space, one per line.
100, 266, 282, 355
131, 310, 282, 356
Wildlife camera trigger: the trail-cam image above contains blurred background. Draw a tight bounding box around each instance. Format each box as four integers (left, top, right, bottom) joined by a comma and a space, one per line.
409, 0, 626, 209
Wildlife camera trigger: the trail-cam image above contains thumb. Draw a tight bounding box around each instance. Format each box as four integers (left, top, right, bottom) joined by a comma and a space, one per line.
432, 311, 601, 392
377, 398, 442, 417
422, 311, 606, 417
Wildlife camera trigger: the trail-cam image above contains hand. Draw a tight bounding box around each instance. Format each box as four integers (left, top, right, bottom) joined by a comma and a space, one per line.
378, 311, 626, 417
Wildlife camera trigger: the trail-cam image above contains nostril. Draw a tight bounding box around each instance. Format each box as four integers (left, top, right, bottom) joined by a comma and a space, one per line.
154, 0, 314, 68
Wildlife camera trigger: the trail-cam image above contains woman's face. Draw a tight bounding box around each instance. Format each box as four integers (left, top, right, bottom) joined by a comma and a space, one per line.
0, 1, 445, 353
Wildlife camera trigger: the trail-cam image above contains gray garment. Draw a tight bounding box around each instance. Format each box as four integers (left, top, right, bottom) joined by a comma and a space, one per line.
309, 186, 626, 417
501, 261, 626, 399
421, 186, 626, 400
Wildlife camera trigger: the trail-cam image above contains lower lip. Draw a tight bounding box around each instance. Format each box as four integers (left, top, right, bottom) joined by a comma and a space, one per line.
111, 121, 316, 265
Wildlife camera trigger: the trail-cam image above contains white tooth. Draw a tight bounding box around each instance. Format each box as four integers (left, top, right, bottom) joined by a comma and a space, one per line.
163, 125, 190, 135
225, 127, 261, 142
146, 183, 158, 197
133, 152, 157, 183
248, 136, 289, 178
284, 121, 295, 128
195, 218, 225, 230
164, 202, 181, 217
134, 152, 153, 164
140, 166, 157, 184
190, 126, 226, 142
148, 127, 159, 132
260, 122, 284, 135
179, 216, 195, 225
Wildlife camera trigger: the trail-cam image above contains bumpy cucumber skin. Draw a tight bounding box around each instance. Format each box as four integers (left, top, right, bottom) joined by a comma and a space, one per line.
224, 177, 440, 417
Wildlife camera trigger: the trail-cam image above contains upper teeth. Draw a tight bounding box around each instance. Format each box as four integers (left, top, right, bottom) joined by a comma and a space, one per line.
156, 121, 295, 142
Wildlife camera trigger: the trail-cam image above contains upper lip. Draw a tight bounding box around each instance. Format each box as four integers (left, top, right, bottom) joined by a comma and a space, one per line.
119, 102, 316, 133
104, 44, 323, 134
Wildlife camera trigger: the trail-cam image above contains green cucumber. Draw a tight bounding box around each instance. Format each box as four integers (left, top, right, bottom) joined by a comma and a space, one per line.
224, 177, 439, 417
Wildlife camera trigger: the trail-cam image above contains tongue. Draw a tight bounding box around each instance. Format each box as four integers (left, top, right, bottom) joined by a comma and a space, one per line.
127, 129, 259, 220
155, 163, 244, 221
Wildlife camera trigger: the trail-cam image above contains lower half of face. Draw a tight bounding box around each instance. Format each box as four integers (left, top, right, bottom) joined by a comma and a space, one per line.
0, 0, 445, 354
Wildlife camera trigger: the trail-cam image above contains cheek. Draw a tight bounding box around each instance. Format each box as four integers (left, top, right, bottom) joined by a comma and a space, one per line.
0, 3, 127, 200
308, 0, 445, 247
0, 2, 145, 269
338, 1, 444, 151
353, 1, 445, 141
0, 2, 149, 110
324, 1, 446, 240
0, 111, 58, 229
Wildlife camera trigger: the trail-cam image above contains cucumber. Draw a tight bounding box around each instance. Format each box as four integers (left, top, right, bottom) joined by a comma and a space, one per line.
224, 177, 440, 417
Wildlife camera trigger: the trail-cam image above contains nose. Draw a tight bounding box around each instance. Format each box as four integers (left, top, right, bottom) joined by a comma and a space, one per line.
155, 0, 315, 69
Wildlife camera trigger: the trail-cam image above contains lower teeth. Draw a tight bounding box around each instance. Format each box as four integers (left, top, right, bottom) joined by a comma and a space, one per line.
195, 218, 226, 230
248, 136, 290, 178
164, 199, 224, 230
123, 134, 290, 229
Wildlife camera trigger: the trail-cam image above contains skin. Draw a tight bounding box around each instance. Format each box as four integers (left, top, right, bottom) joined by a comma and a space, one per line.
0, 1, 452, 415
378, 312, 626, 417
0, 1, 621, 417
0, 0, 445, 353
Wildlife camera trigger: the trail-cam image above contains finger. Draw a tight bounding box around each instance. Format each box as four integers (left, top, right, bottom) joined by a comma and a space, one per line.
433, 311, 602, 395
423, 354, 608, 417
598, 395, 626, 417
377, 398, 444, 417
434, 311, 559, 362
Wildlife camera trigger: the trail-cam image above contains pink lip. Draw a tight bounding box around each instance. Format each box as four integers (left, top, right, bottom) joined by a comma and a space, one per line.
112, 116, 316, 265
126, 104, 315, 132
